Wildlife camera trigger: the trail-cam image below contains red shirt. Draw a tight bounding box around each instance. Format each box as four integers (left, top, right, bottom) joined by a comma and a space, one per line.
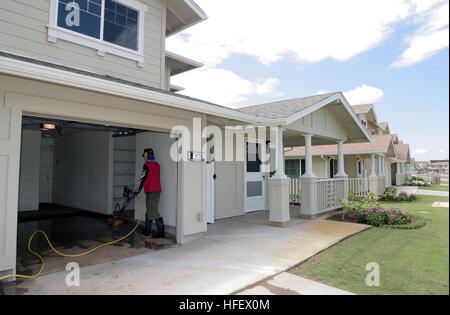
143, 161, 162, 193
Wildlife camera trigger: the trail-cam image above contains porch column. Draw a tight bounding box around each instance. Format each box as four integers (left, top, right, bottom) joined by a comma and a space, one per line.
370, 154, 377, 177
335, 140, 347, 177
334, 140, 349, 202
378, 156, 383, 177
300, 134, 318, 219
369, 154, 378, 193
396, 161, 403, 186
303, 134, 315, 178
269, 127, 290, 227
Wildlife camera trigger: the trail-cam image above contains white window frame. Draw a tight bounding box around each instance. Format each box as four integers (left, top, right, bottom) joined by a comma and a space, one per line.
47, 0, 147, 67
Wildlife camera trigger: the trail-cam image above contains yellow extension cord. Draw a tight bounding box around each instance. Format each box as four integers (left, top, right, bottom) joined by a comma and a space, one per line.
0, 195, 144, 281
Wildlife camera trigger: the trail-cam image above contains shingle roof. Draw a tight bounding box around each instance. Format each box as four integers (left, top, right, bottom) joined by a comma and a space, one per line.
379, 122, 389, 130
238, 93, 340, 119
352, 104, 373, 113
285, 134, 394, 156
395, 142, 410, 162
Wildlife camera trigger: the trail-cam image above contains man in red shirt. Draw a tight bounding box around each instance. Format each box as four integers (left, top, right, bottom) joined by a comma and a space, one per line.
136, 148, 164, 238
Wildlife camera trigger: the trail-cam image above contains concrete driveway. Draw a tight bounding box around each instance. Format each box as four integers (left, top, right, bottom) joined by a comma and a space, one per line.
4, 211, 369, 295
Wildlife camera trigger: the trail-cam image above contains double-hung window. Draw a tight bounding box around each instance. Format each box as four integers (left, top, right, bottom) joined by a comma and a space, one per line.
48, 0, 147, 66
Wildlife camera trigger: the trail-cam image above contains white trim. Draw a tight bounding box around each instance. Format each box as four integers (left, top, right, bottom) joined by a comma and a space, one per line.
47, 0, 147, 67
165, 0, 208, 37
267, 93, 372, 142
0, 55, 261, 124
166, 51, 204, 68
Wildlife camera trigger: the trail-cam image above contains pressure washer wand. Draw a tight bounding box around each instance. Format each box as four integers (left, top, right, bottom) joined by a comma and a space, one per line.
108, 186, 137, 226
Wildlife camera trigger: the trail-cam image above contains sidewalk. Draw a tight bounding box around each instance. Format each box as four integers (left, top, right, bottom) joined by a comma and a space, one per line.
396, 186, 449, 197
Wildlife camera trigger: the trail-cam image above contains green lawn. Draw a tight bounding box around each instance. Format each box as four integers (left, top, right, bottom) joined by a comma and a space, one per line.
290, 195, 449, 295
420, 184, 449, 192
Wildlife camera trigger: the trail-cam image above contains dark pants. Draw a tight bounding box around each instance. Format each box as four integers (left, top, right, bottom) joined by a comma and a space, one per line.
146, 192, 161, 220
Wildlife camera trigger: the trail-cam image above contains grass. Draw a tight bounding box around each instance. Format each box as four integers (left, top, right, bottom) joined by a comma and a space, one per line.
290, 195, 449, 295
419, 184, 449, 192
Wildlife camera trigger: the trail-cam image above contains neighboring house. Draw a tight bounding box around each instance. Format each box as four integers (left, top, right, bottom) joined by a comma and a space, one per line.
0, 0, 370, 276
285, 103, 413, 200
430, 160, 449, 174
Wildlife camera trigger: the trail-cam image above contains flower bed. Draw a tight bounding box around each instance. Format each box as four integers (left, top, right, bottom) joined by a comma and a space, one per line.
340, 193, 425, 229
357, 207, 412, 227
380, 187, 418, 202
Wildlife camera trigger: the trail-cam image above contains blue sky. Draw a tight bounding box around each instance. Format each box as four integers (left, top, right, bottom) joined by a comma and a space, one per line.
167, 0, 449, 160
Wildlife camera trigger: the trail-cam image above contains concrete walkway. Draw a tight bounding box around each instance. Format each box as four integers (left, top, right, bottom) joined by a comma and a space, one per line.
396, 186, 449, 197
4, 212, 369, 295
238, 272, 354, 295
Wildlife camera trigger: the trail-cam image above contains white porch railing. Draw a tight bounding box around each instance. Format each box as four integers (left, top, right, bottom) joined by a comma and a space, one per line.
348, 177, 369, 197
289, 178, 301, 204
317, 178, 346, 213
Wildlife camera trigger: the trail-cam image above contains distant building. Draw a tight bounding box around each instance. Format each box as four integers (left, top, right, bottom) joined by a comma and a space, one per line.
430, 160, 449, 174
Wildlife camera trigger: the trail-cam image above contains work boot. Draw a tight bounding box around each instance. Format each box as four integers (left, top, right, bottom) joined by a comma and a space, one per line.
152, 217, 165, 239
143, 218, 153, 237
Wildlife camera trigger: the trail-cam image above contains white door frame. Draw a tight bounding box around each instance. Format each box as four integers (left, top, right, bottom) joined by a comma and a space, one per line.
206, 161, 215, 224
244, 140, 266, 213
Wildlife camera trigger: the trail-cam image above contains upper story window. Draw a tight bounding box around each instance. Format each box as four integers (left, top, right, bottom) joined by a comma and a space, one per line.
48, 0, 148, 66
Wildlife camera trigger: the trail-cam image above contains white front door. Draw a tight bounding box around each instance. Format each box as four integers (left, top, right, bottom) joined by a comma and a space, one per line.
244, 142, 265, 212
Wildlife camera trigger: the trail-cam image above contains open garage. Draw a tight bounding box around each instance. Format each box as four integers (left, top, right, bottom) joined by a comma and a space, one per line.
16, 115, 178, 276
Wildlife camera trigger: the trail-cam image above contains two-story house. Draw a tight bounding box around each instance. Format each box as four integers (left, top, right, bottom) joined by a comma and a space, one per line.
0, 1, 371, 279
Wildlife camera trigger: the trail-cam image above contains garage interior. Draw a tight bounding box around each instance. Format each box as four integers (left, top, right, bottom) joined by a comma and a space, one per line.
16, 116, 178, 277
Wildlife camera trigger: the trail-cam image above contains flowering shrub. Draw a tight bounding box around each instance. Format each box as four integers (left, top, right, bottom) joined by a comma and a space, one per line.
380, 188, 418, 202
397, 192, 418, 202
357, 207, 413, 227
404, 179, 431, 187
381, 187, 397, 201
341, 192, 379, 212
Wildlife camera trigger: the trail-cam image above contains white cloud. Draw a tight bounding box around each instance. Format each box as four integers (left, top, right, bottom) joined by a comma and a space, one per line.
170, 66, 282, 107
343, 84, 384, 105
393, 1, 449, 67
167, 0, 448, 106
167, 0, 414, 67
316, 90, 330, 95
415, 149, 428, 154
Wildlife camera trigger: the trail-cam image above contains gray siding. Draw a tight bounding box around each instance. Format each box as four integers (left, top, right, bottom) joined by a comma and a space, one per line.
0, 0, 164, 88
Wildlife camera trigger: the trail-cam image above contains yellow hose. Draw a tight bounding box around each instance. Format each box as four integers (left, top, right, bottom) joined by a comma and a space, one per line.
0, 195, 144, 281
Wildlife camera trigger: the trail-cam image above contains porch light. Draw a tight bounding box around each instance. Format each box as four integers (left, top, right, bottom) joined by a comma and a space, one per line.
40, 123, 56, 131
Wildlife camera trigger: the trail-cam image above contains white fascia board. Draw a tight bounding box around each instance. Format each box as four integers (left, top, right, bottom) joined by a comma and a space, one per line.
334, 93, 372, 142
183, 0, 208, 20
166, 51, 204, 69
286, 150, 387, 158
278, 93, 372, 142
0, 55, 261, 124
170, 84, 185, 92
166, 0, 208, 38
